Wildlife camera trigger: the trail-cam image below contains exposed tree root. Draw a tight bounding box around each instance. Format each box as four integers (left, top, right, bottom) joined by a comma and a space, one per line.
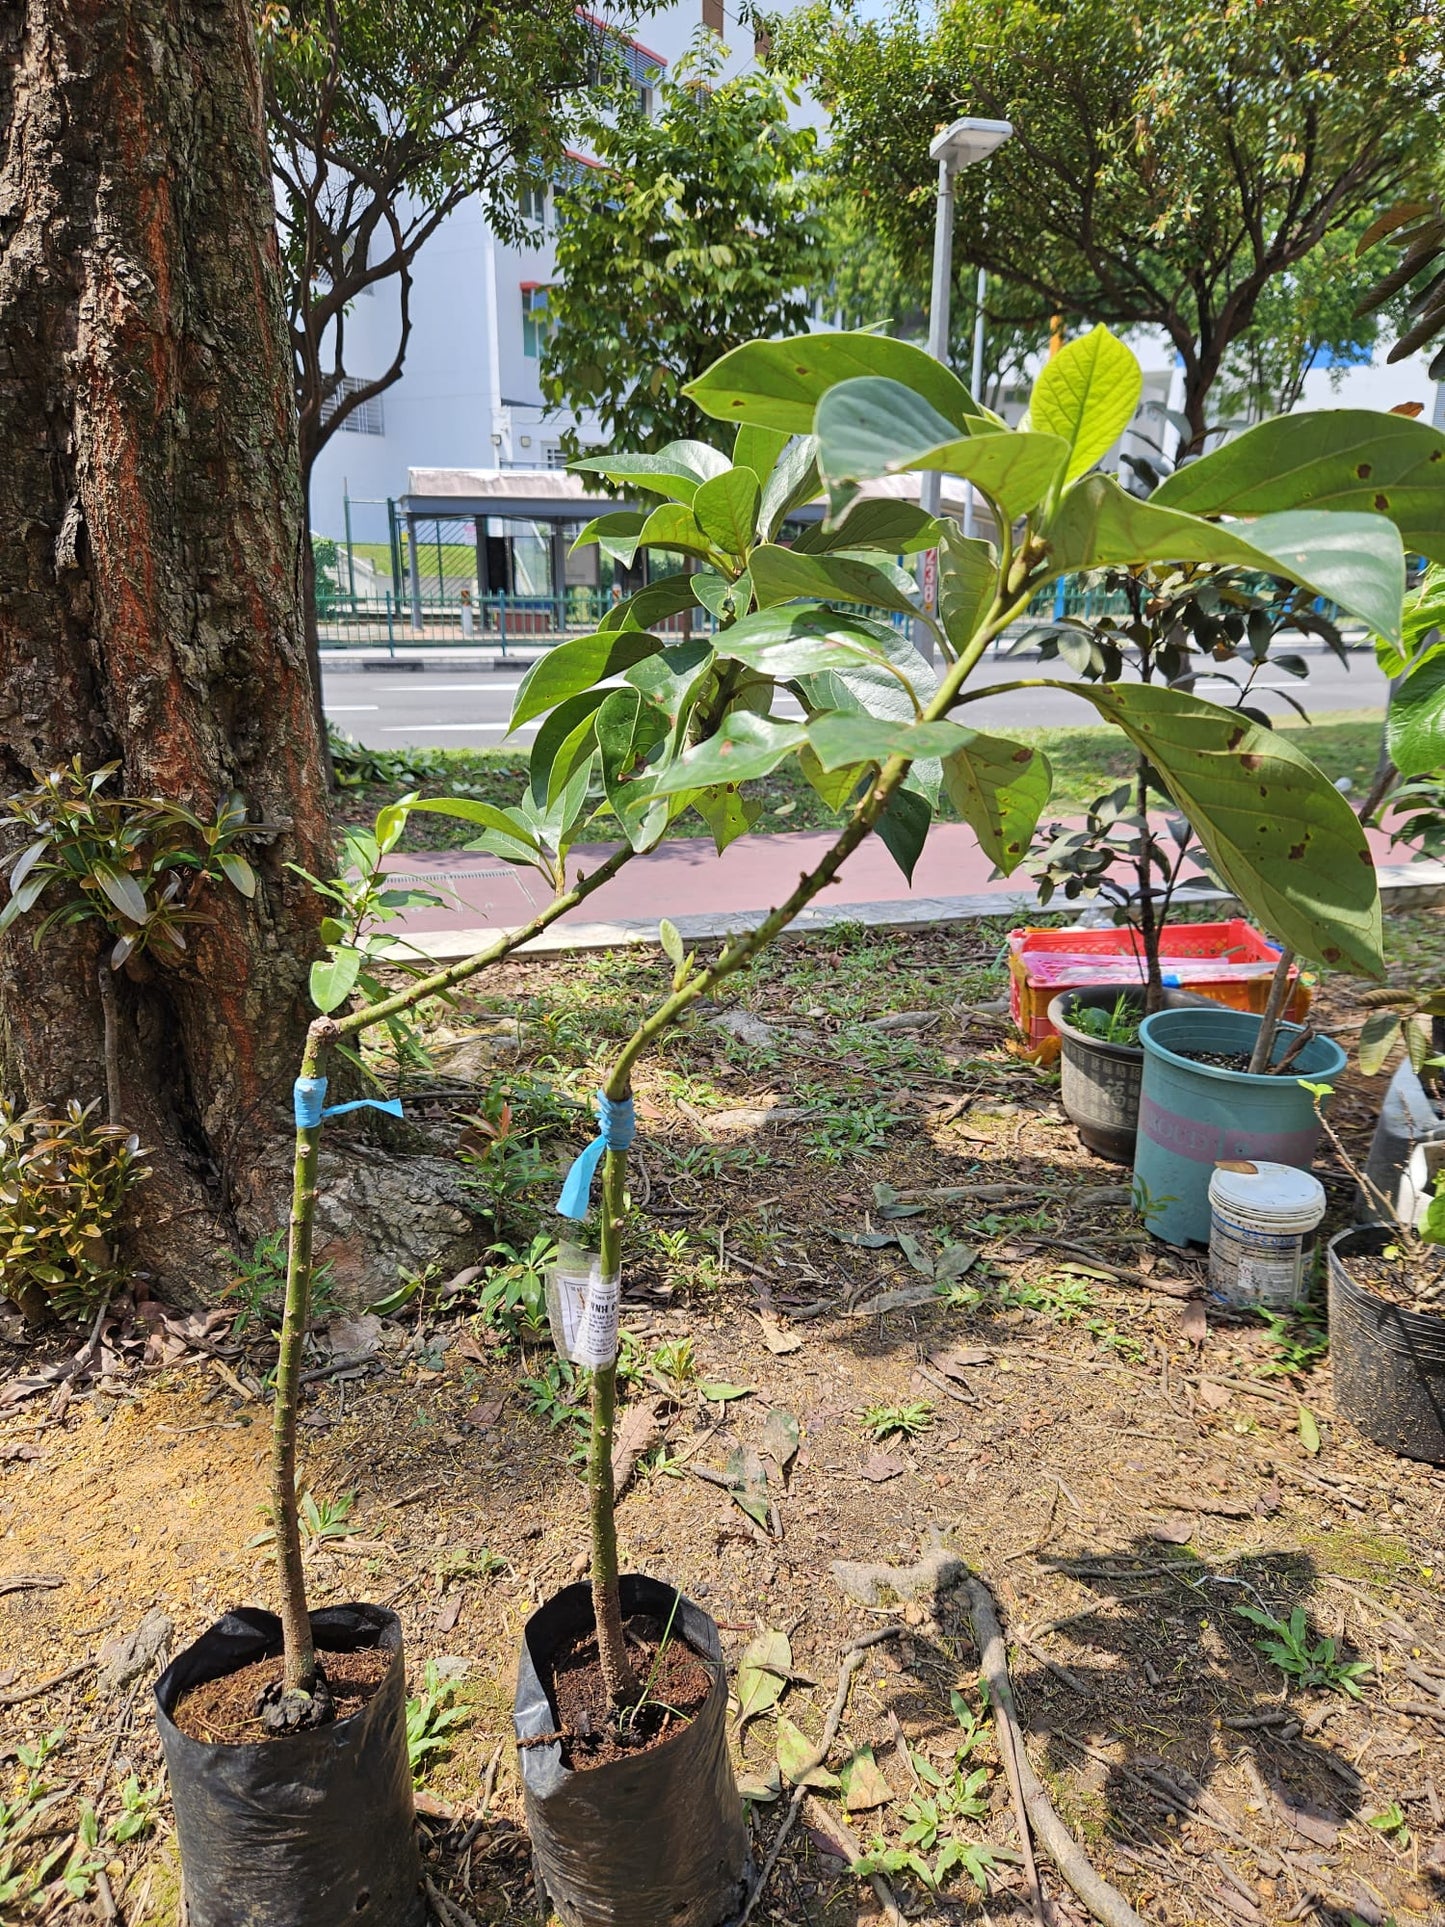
963, 1576, 1147, 1927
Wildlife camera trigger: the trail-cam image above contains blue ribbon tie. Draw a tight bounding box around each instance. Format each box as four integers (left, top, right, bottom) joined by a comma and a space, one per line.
557, 1092, 636, 1221
294, 1075, 404, 1130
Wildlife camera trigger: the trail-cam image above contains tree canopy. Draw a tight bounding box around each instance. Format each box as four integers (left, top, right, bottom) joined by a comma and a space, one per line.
259, 0, 593, 481
540, 46, 826, 455
776, 0, 1444, 444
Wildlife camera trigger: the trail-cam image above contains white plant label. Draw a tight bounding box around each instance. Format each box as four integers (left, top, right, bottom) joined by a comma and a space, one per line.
547, 1257, 620, 1368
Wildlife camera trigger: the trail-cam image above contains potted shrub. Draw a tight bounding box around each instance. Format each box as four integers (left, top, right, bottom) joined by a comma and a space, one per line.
145, 429, 932, 1927
500, 322, 1409, 1925
1302, 1080, 1445, 1465
1024, 564, 1327, 1152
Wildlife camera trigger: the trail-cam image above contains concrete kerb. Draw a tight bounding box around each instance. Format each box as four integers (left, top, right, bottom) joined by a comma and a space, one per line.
387, 859, 1445, 963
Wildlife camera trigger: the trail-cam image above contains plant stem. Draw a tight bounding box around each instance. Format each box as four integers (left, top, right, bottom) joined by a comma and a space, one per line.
268, 843, 638, 1688
332, 842, 634, 1040
1247, 947, 1296, 1074
590, 1143, 634, 1704
1135, 757, 1164, 1016
96, 962, 122, 1126
273, 1015, 336, 1696
581, 560, 1049, 1692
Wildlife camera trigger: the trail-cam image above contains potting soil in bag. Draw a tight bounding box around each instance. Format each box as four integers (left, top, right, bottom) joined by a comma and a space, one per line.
154, 1603, 425, 1927
514, 1575, 750, 1927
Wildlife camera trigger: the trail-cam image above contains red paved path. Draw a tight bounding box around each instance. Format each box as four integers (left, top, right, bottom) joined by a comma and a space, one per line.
387, 821, 1409, 939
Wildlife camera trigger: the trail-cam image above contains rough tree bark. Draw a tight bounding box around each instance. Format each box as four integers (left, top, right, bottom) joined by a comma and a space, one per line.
0, 2, 333, 1299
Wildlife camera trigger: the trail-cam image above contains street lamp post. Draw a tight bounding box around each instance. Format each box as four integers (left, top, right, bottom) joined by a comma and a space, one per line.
915, 117, 1012, 658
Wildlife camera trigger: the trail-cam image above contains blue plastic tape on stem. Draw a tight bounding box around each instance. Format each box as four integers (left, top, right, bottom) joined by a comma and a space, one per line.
556, 1092, 636, 1221
293, 1076, 404, 1130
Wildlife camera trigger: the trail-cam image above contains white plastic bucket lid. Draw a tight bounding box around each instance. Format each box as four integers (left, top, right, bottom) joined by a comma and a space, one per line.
1208, 1159, 1326, 1230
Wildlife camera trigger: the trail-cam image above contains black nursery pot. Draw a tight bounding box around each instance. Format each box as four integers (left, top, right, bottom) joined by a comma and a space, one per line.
154, 1603, 425, 1927
1328, 1226, 1445, 1466
514, 1575, 749, 1927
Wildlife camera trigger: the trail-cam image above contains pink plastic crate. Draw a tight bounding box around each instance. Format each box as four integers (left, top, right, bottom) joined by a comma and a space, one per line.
1008, 919, 1313, 1044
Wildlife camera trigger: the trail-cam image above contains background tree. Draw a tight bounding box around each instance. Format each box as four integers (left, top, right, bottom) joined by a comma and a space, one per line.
776, 0, 1443, 446
540, 46, 826, 455
1218, 217, 1404, 422
0, 0, 334, 1298
259, 0, 598, 724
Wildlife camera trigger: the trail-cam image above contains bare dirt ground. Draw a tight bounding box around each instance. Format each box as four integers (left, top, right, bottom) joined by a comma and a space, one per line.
3, 914, 1444, 1927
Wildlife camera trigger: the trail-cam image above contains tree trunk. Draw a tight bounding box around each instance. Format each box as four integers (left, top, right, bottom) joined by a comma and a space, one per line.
0, 1, 333, 1300
298, 513, 335, 788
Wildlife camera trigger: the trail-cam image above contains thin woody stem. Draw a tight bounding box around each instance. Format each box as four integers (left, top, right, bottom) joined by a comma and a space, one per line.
274, 1015, 337, 1695
590, 1144, 634, 1703
270, 843, 636, 1692
1247, 946, 1296, 1074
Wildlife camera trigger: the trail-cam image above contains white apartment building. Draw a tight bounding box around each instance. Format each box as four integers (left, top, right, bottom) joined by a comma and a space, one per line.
309, 1, 779, 573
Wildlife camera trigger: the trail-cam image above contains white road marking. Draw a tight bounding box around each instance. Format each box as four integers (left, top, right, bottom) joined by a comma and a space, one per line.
380, 722, 537, 734
325, 704, 381, 713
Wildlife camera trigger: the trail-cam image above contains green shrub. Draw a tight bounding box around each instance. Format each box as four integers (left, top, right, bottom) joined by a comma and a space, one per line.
0, 1099, 149, 1321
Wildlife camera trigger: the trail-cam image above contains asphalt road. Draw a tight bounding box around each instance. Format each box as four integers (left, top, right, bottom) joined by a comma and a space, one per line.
322, 644, 1389, 750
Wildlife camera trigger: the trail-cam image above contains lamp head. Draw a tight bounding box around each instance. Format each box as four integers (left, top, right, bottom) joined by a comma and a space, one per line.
930, 116, 1013, 171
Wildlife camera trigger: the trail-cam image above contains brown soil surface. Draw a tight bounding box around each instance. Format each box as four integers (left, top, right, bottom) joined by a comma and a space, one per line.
544, 1614, 713, 1769
1342, 1245, 1445, 1315
171, 1646, 392, 1745
4, 914, 1445, 1925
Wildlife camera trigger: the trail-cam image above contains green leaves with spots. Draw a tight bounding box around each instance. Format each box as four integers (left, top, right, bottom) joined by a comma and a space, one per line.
750, 545, 920, 619
693, 467, 761, 556
1043, 474, 1405, 643
815, 378, 1069, 520
804, 715, 1049, 872
685, 330, 984, 435
648, 713, 807, 796
1027, 324, 1142, 483
1151, 410, 1445, 564
1054, 682, 1383, 976
511, 631, 665, 729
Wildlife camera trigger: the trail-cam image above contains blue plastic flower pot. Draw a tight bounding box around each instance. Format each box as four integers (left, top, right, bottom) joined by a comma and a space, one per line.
1133, 1007, 1346, 1246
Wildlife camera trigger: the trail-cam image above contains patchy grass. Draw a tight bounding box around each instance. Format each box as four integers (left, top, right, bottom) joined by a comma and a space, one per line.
332, 713, 1387, 852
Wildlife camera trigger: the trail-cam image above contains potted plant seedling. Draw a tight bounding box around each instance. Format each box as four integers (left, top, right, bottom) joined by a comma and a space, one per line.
150, 429, 937, 1927
504, 321, 1414, 1926
1024, 566, 1332, 1157
1295, 1075, 1445, 1465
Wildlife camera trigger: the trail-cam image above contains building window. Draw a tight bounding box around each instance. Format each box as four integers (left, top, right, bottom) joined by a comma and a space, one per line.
544, 444, 569, 469
520, 182, 548, 232
321, 375, 385, 436
521, 285, 551, 358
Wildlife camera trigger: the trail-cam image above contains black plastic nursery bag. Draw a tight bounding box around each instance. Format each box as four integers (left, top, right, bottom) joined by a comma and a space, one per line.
154, 1603, 425, 1927
514, 1575, 750, 1927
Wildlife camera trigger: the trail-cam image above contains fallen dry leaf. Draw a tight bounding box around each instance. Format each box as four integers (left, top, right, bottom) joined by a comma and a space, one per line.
859, 1452, 906, 1484
1147, 1514, 1195, 1544
755, 1310, 803, 1355
1198, 1380, 1232, 1411
1179, 1301, 1208, 1347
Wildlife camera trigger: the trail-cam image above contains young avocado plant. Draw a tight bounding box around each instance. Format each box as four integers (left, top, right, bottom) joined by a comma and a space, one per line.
532, 322, 1423, 1710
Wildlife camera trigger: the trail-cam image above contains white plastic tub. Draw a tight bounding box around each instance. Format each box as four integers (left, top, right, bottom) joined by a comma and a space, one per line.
1208, 1160, 1326, 1309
